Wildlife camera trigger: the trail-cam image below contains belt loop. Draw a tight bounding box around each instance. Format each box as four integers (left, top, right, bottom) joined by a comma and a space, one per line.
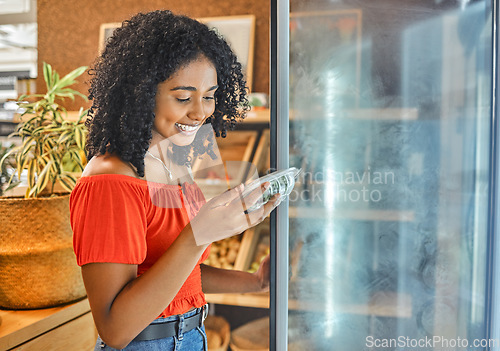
202, 303, 209, 326
177, 315, 185, 341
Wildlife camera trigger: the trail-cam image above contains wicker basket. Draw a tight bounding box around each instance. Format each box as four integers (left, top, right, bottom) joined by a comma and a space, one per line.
205, 315, 230, 351
0, 194, 86, 309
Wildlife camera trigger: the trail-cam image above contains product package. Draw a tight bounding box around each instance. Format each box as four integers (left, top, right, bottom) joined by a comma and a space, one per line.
241, 167, 301, 213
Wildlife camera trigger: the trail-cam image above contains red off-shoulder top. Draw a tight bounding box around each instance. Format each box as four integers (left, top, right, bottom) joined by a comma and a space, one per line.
70, 174, 210, 318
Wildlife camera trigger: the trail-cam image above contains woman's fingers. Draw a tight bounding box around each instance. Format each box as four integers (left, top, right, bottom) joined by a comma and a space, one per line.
246, 193, 281, 225
209, 183, 244, 208
191, 184, 282, 246
236, 182, 270, 211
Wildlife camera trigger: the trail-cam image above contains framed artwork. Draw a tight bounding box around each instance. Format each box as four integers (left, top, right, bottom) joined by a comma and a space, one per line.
198, 15, 256, 91
98, 22, 121, 54
98, 15, 255, 91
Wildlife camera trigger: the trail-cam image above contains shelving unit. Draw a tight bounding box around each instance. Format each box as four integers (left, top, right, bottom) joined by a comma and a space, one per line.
289, 206, 415, 222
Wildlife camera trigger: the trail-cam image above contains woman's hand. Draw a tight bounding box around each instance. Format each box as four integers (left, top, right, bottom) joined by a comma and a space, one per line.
190, 182, 281, 245
253, 254, 271, 292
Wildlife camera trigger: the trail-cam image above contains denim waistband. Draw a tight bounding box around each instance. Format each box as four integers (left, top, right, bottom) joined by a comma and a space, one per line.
150, 305, 206, 325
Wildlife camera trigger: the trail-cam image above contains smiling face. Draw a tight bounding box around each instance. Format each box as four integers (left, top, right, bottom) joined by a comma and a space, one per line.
152, 56, 218, 146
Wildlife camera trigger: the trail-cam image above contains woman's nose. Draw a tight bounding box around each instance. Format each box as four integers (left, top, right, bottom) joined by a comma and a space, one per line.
188, 100, 206, 121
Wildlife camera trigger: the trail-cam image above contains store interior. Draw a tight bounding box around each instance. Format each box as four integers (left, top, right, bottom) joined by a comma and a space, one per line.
1, 0, 495, 350
0, 0, 273, 350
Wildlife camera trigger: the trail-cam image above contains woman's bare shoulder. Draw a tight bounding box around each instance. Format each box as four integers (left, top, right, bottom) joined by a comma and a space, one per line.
82, 154, 138, 178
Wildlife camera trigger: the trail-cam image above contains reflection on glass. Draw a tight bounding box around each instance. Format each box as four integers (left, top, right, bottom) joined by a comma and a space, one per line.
288, 1, 492, 349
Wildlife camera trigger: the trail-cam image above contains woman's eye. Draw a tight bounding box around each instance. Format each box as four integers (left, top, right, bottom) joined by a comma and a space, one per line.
204, 96, 215, 101
176, 98, 190, 103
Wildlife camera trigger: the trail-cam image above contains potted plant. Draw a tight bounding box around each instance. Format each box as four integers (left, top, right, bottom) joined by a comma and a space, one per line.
0, 62, 88, 309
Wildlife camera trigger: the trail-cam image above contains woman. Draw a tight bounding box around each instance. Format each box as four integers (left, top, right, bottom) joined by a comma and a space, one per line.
70, 10, 280, 350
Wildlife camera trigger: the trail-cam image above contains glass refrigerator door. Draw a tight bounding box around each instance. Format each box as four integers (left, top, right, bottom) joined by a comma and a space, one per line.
271, 0, 497, 350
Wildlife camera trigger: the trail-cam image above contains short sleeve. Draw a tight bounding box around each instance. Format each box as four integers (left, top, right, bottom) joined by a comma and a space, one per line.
70, 176, 148, 266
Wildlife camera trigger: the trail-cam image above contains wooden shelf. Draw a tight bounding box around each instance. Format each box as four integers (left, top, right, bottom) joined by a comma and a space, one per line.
289, 206, 415, 222
0, 298, 96, 351
206, 291, 411, 318
243, 108, 269, 124
289, 291, 412, 318
289, 108, 418, 121
206, 292, 270, 309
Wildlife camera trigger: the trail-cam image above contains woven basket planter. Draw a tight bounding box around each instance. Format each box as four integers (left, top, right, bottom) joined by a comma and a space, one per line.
0, 193, 86, 309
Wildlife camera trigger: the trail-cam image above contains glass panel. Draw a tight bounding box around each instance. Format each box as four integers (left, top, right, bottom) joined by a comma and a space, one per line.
287, 1, 493, 350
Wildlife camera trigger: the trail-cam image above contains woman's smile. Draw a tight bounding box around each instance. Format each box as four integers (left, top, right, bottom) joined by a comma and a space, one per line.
152, 56, 218, 146
174, 122, 201, 136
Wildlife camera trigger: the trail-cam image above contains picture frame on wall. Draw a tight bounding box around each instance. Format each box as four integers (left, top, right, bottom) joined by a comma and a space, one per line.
198, 15, 255, 92
98, 14, 255, 91
98, 22, 121, 54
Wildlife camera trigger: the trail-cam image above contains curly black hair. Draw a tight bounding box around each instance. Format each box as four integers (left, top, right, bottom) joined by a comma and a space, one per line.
86, 10, 249, 177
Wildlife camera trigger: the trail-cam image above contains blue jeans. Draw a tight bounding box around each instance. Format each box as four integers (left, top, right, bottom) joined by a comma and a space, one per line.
94, 307, 208, 351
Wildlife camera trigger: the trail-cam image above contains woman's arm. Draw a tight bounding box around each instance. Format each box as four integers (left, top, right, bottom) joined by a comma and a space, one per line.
200, 255, 270, 294
82, 225, 208, 349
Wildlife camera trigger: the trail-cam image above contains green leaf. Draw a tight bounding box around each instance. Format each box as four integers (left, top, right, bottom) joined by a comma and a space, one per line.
5, 173, 20, 191
74, 126, 84, 150
69, 149, 85, 171
22, 114, 42, 125
17, 156, 29, 179
20, 135, 35, 155
44, 138, 56, 152
53, 66, 88, 91
38, 155, 49, 169
72, 90, 88, 102
56, 131, 71, 144
27, 159, 36, 191
45, 126, 65, 134
5, 179, 21, 193
31, 126, 46, 135
0, 146, 17, 171
34, 161, 53, 195
43, 62, 53, 91
17, 94, 44, 103
51, 154, 60, 174
15, 147, 24, 177
58, 173, 76, 192
55, 92, 75, 99
77, 108, 89, 123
